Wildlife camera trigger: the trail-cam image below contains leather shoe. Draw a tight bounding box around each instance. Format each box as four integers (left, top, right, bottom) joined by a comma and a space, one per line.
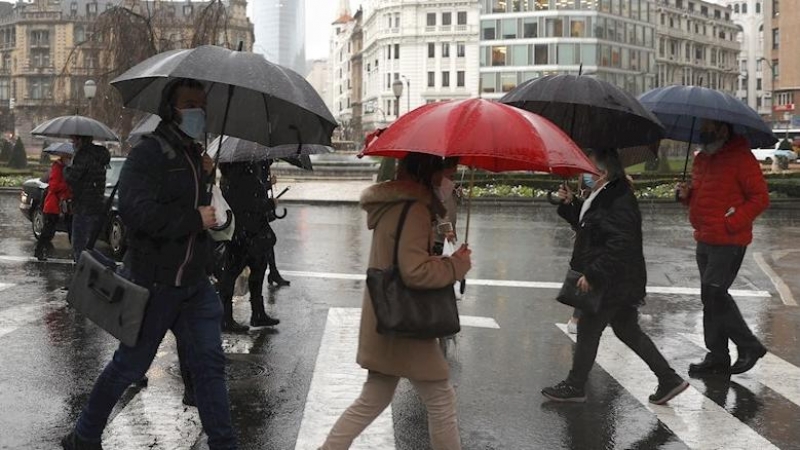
688, 356, 731, 375
731, 345, 767, 375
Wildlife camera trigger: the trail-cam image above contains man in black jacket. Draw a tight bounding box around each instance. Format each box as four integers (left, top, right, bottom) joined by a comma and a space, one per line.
61, 78, 238, 450
63, 136, 110, 261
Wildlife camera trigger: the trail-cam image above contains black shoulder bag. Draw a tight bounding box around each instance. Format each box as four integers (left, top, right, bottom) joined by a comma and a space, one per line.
366, 201, 461, 339
66, 185, 150, 348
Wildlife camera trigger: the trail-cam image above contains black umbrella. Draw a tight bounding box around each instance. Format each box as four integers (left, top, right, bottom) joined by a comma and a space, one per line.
110, 45, 337, 149
207, 136, 325, 170
639, 85, 777, 179
32, 115, 119, 142
500, 74, 665, 159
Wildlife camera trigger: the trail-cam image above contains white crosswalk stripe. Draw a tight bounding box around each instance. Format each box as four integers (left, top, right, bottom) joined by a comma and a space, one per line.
557, 324, 780, 450
680, 333, 800, 409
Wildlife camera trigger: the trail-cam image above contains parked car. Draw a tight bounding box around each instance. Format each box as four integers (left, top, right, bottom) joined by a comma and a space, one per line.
752, 144, 798, 164
19, 157, 127, 260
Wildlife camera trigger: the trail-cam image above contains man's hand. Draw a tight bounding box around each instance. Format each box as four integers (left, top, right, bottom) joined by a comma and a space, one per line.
557, 183, 574, 204
676, 182, 691, 200
202, 154, 214, 175
577, 276, 592, 293
198, 206, 217, 229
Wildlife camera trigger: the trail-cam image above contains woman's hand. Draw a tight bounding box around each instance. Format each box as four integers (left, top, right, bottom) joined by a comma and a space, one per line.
557, 183, 574, 204
577, 275, 592, 293
451, 244, 472, 272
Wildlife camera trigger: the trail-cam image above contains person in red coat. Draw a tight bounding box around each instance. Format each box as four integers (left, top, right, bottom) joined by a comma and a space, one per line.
34, 150, 73, 261
677, 119, 770, 376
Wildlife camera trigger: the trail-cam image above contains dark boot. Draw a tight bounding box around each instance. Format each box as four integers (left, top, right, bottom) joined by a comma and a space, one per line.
222, 298, 248, 333
61, 431, 103, 450
34, 241, 47, 261
266, 249, 290, 287
249, 296, 280, 328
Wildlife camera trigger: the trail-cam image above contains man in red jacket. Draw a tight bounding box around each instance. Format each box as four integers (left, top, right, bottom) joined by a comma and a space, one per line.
677, 119, 770, 376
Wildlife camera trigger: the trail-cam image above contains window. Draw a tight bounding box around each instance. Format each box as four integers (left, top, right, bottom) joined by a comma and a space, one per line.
0, 79, 8, 100
387, 73, 391, 89
457, 71, 465, 87
773, 0, 779, 16
457, 42, 465, 57
502, 19, 517, 39
70, 1, 78, 15
481, 72, 496, 93
87, 2, 97, 15
570, 19, 586, 37
492, 0, 507, 13
773, 60, 779, 78
458, 11, 467, 25
512, 45, 529, 65
184, 5, 193, 15
394, 44, 399, 59
428, 43, 435, 58
482, 21, 496, 40
523, 18, 537, 37
395, 14, 401, 28
558, 44, 576, 65
501, 73, 516, 92
742, 3, 747, 13
756, 2, 762, 13
2, 54, 10, 70
30, 30, 49, 47
442, 72, 450, 87
442, 42, 450, 58
442, 12, 452, 26
534, 44, 548, 64
428, 71, 435, 87
491, 46, 507, 66
757, 78, 762, 90
29, 78, 52, 100
427, 13, 436, 27
546, 18, 563, 37
772, 28, 779, 49
30, 49, 50, 68
734, 3, 739, 13
74, 26, 85, 44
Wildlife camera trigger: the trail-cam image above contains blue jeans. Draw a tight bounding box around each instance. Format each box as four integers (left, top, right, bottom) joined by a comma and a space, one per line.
71, 214, 102, 261
74, 278, 237, 449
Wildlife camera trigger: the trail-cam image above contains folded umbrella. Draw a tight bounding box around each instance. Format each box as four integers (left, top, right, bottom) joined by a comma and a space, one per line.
32, 115, 119, 142
500, 74, 665, 156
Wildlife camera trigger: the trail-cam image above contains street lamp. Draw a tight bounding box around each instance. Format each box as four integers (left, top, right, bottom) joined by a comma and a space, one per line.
392, 79, 403, 117
759, 57, 776, 125
400, 75, 410, 113
84, 79, 96, 116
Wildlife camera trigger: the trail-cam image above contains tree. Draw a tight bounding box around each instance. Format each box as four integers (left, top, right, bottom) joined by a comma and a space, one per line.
52, 0, 242, 148
0, 139, 10, 162
8, 137, 27, 169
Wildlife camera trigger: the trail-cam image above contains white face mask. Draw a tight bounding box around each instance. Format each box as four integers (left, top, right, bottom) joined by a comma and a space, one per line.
437, 177, 455, 200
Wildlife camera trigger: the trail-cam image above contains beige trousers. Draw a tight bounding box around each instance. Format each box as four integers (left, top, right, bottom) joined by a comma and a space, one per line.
321, 371, 461, 450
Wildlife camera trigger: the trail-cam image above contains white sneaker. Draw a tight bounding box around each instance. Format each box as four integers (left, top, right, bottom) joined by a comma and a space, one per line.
567, 318, 578, 334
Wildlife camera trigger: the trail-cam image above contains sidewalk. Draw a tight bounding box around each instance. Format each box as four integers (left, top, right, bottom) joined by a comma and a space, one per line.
278, 180, 372, 204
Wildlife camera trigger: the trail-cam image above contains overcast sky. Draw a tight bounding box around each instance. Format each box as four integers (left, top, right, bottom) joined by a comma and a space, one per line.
247, 0, 359, 61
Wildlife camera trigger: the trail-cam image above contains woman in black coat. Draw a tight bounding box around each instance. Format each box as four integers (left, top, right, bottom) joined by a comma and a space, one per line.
542, 148, 689, 405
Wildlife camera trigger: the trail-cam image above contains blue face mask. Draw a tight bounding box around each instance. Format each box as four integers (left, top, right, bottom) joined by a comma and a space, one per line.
177, 108, 206, 140
582, 173, 595, 189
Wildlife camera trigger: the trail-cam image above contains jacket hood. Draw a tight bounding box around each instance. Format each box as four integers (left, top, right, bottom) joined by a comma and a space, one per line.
361, 180, 434, 230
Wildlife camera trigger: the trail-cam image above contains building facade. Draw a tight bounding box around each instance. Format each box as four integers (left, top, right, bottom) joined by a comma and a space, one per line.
764, 0, 798, 128
357, 0, 482, 135
328, 3, 355, 137
479, 0, 657, 99
252, 0, 305, 74
0, 0, 253, 148
305, 58, 330, 113
654, 0, 740, 94
725, 0, 768, 114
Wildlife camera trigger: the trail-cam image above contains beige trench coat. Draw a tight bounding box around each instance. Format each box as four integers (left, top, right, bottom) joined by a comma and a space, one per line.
356, 180, 470, 381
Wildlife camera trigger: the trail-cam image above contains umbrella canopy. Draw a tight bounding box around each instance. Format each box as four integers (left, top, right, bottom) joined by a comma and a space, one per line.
31, 115, 119, 141
638, 85, 777, 148
127, 114, 163, 146
43, 142, 74, 156
500, 74, 665, 152
361, 98, 596, 176
207, 135, 331, 163
111, 45, 337, 148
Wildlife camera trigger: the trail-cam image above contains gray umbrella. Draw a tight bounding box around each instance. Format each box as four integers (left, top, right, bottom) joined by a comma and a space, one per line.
110, 45, 337, 149
127, 114, 162, 147
31, 115, 120, 141
43, 142, 75, 156
207, 135, 331, 164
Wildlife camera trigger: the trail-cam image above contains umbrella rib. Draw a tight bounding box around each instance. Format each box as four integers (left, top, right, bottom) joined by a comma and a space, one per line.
262, 92, 271, 148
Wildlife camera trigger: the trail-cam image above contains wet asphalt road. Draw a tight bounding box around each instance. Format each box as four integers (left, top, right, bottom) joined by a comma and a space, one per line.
1, 192, 800, 450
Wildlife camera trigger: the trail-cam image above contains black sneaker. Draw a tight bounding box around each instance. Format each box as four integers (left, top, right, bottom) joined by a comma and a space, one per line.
61, 431, 103, 450
688, 355, 731, 375
541, 381, 586, 403
250, 313, 280, 328
649, 377, 690, 405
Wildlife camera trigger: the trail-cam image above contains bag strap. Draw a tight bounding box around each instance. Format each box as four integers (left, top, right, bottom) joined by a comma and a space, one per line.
392, 201, 415, 267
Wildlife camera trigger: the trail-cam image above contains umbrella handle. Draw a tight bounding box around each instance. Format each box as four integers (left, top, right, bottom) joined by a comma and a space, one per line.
274, 207, 287, 220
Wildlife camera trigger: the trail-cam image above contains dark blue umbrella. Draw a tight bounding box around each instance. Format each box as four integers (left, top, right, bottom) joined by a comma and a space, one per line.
639, 85, 777, 178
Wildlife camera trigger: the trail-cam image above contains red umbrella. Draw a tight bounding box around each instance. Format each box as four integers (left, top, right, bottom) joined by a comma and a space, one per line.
361, 98, 597, 176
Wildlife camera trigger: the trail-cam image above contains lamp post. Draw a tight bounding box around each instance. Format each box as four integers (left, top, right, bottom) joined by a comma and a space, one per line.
83, 79, 97, 117
400, 75, 410, 113
759, 57, 776, 127
392, 79, 403, 118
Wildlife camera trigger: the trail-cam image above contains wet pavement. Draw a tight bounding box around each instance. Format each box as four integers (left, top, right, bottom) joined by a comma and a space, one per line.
1, 190, 800, 450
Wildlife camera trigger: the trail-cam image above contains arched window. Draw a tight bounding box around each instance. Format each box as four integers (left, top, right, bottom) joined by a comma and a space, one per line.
734, 3, 740, 13
758, 23, 764, 44
742, 3, 747, 13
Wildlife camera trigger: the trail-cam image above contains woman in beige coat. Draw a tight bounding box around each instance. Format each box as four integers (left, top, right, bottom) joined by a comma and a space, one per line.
320, 153, 472, 450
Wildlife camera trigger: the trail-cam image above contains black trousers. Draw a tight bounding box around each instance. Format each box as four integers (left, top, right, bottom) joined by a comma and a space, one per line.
217, 229, 274, 308
696, 243, 762, 362
567, 305, 676, 388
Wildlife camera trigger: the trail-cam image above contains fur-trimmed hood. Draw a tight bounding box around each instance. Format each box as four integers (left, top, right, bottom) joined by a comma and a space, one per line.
360, 180, 436, 230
